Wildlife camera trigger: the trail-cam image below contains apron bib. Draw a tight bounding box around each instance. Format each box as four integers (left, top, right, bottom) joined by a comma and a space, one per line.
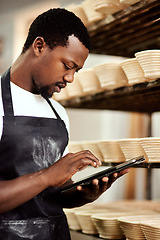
0, 68, 70, 240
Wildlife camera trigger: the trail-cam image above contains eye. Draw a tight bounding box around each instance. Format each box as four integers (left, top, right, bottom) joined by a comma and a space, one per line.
63, 63, 71, 70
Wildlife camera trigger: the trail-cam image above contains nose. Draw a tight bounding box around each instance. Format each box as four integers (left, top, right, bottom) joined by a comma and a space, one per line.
64, 71, 75, 83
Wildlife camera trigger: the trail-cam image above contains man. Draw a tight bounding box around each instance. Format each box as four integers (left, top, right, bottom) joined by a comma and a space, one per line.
0, 8, 129, 239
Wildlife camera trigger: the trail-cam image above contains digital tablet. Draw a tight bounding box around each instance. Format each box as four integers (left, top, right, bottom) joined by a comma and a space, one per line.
60, 155, 145, 192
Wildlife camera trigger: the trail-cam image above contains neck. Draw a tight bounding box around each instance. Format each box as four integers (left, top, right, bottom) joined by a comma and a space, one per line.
10, 51, 34, 93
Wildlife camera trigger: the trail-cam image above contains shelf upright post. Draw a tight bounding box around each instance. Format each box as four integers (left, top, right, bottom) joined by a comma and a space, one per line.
145, 112, 152, 200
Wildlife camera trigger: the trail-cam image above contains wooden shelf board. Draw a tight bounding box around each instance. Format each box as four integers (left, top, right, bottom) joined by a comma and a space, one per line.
59, 79, 160, 113
70, 230, 109, 240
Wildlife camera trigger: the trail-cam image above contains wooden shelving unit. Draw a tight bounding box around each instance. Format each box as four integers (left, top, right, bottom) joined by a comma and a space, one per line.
59, 0, 160, 113
89, 0, 160, 57
69, 1, 160, 239
59, 1, 160, 113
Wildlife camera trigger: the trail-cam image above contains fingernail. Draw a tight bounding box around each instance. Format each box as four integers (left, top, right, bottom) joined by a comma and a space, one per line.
77, 186, 82, 191
94, 179, 99, 185
94, 162, 97, 167
102, 177, 108, 182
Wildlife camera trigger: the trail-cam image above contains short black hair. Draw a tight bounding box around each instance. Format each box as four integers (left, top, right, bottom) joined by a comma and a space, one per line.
22, 8, 91, 53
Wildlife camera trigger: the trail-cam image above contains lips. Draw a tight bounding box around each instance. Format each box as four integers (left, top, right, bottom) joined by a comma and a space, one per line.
56, 82, 66, 89
55, 82, 66, 93
54, 85, 61, 93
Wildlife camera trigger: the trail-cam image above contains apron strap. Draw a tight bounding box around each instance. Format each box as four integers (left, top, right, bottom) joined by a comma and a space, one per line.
1, 68, 14, 117
1, 67, 62, 120
45, 98, 61, 120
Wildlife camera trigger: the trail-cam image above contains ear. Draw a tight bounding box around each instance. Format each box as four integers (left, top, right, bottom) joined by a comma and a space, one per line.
32, 37, 46, 56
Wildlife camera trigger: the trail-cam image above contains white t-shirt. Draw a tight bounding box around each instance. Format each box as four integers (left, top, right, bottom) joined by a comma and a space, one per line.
0, 76, 69, 156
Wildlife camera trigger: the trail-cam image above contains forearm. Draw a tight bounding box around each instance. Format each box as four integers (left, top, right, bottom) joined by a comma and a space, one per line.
0, 170, 47, 214
0, 151, 101, 213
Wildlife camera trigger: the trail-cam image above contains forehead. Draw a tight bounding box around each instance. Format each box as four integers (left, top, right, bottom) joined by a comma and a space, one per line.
53, 35, 89, 66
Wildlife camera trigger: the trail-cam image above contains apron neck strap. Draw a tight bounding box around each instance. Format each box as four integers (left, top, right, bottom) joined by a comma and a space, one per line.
1, 68, 62, 119
44, 98, 61, 120
1, 67, 14, 116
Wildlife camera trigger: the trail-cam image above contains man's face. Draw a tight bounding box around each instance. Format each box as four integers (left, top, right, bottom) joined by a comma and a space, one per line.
32, 35, 89, 98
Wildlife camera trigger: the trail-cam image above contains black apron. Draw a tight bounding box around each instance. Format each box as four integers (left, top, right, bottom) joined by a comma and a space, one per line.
0, 68, 71, 240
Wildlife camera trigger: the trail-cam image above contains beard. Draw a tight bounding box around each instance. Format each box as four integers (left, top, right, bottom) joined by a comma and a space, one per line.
32, 78, 53, 99
40, 86, 53, 99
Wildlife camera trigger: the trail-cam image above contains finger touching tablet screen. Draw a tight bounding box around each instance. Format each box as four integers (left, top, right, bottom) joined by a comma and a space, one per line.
60, 155, 145, 192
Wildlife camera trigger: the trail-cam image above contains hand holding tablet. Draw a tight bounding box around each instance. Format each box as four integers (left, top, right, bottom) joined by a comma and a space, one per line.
60, 155, 145, 192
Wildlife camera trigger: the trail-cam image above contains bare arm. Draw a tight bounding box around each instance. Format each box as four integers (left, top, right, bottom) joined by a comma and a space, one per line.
0, 151, 101, 213
0, 171, 46, 213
